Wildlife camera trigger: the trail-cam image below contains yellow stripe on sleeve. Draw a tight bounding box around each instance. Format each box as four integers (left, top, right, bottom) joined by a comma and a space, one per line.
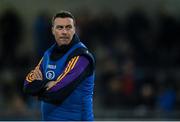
64, 56, 77, 73
46, 56, 80, 90
70, 56, 80, 70
54, 56, 79, 84
56, 56, 76, 81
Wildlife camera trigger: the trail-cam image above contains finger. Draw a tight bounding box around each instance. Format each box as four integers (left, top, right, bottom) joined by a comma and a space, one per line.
35, 65, 40, 70
33, 73, 40, 80
46, 81, 56, 90
30, 70, 35, 79
29, 71, 35, 80
33, 69, 42, 80
37, 70, 43, 79
46, 83, 51, 90
36, 69, 43, 80
34, 66, 43, 79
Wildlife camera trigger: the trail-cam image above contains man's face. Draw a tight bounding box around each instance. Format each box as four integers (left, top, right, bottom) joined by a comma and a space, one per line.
52, 17, 75, 46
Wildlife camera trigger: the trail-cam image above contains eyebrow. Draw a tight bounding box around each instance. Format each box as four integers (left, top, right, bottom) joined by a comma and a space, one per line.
56, 25, 72, 28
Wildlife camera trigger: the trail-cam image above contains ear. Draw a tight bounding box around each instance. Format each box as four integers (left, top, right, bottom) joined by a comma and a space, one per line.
73, 26, 76, 34
52, 26, 55, 35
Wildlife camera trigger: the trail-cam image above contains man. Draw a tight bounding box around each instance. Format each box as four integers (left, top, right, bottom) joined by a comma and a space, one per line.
24, 10, 95, 121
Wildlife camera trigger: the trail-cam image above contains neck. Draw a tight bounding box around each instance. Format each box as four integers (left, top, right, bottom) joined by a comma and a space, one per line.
50, 34, 80, 61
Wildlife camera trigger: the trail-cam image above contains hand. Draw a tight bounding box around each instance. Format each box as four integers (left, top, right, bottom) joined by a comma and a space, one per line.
32, 66, 43, 80
45, 81, 56, 90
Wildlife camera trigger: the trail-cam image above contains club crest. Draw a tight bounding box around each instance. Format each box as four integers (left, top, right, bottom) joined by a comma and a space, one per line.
46, 70, 55, 80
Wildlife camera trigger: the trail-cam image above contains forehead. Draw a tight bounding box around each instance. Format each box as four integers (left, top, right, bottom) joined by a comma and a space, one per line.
53, 17, 74, 26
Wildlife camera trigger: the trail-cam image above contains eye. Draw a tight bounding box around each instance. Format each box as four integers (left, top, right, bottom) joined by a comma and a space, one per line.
65, 25, 72, 30
56, 25, 64, 30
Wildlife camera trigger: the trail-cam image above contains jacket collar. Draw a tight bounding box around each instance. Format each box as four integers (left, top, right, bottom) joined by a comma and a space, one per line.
53, 34, 80, 54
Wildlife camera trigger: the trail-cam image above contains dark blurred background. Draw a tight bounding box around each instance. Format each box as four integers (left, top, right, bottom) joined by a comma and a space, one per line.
0, 0, 180, 120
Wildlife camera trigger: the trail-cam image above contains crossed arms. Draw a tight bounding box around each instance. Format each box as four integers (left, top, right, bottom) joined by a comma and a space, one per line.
24, 55, 90, 104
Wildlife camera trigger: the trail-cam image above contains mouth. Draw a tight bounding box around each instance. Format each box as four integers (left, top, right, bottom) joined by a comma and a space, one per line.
60, 36, 69, 40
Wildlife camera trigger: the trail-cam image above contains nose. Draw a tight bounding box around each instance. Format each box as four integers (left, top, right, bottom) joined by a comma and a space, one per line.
62, 28, 67, 34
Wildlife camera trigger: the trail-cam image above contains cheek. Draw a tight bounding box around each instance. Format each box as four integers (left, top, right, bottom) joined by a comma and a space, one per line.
70, 32, 75, 39
70, 30, 75, 36
54, 30, 61, 36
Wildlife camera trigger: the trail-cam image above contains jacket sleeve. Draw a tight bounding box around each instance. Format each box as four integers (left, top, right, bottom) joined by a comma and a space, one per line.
39, 55, 91, 104
39, 48, 95, 104
23, 58, 48, 96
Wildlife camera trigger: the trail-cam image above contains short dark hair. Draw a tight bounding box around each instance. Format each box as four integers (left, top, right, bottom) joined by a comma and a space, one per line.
52, 10, 76, 26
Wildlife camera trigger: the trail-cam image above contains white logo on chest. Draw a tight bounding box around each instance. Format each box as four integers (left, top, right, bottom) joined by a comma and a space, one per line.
48, 65, 56, 69
46, 70, 55, 80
